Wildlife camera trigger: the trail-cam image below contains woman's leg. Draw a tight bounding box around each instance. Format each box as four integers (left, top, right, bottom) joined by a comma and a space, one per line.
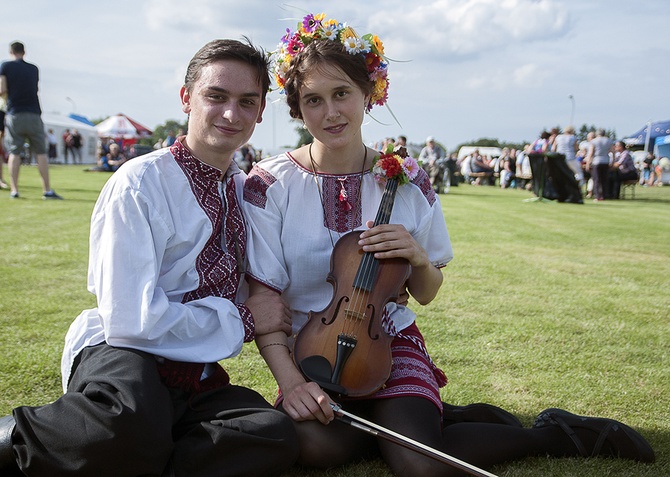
372, 397, 449, 477
370, 397, 543, 476
370, 398, 654, 477
279, 401, 376, 469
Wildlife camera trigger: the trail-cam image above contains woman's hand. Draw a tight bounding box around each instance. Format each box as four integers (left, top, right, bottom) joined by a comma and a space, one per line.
281, 381, 335, 425
358, 222, 430, 269
358, 221, 442, 305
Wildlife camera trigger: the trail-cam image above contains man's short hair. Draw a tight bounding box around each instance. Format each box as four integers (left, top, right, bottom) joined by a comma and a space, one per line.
184, 38, 270, 97
9, 42, 25, 55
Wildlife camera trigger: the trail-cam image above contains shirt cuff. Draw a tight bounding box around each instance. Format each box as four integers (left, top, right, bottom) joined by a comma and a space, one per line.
236, 303, 255, 342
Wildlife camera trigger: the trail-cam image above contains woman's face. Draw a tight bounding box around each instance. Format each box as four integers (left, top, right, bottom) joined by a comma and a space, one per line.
298, 63, 369, 150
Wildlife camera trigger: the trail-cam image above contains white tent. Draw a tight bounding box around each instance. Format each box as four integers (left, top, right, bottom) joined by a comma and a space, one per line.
95, 114, 153, 139
42, 112, 99, 164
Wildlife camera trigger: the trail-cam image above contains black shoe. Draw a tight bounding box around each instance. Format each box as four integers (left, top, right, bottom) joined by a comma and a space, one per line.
0, 415, 19, 471
533, 408, 655, 463
43, 190, 63, 200
442, 402, 523, 428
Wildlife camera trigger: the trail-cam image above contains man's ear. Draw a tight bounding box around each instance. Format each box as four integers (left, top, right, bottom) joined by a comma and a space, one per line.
180, 86, 191, 114
256, 99, 266, 124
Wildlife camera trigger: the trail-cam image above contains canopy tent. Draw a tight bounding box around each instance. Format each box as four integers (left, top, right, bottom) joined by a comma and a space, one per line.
95, 114, 153, 139
68, 113, 96, 126
42, 112, 99, 164
622, 119, 670, 151
655, 134, 670, 159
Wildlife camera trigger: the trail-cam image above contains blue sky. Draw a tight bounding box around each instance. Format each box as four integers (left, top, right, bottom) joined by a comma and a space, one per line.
3, 0, 669, 153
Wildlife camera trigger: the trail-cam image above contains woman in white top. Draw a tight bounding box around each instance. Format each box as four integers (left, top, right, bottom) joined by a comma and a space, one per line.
242, 12, 655, 476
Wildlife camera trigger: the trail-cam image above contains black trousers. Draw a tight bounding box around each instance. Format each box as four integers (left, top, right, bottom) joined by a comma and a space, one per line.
591, 163, 610, 200
11, 344, 298, 476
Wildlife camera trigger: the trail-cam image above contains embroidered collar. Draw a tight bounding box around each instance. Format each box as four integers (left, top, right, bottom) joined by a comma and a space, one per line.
171, 137, 242, 182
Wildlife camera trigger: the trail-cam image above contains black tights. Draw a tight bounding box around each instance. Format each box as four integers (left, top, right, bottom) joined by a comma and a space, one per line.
287, 397, 576, 477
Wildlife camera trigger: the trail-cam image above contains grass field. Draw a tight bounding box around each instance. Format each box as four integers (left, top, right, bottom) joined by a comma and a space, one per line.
1, 164, 668, 476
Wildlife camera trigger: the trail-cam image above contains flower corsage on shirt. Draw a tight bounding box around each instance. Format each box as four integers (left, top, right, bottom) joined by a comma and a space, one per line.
371, 145, 420, 185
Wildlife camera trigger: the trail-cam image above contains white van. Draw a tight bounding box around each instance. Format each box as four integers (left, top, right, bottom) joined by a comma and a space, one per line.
457, 146, 502, 161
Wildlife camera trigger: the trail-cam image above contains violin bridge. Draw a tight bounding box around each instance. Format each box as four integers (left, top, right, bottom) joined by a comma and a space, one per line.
344, 309, 366, 322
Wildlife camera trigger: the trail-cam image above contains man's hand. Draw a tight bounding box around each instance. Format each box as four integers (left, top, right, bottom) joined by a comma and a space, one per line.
245, 288, 292, 337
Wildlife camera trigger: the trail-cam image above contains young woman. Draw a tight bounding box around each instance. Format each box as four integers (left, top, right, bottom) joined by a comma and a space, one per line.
242, 13, 654, 476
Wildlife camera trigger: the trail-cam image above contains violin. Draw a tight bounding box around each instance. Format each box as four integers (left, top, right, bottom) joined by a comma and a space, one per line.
293, 176, 410, 397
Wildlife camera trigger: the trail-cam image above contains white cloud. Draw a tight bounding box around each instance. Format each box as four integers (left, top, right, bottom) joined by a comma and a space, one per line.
375, 0, 570, 61
3, 0, 669, 150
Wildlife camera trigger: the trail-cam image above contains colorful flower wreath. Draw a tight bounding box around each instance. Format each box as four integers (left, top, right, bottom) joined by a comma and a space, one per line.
272, 12, 389, 112
372, 144, 420, 185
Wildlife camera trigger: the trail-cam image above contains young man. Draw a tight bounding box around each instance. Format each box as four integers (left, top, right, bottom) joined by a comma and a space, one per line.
0, 39, 298, 477
0, 41, 62, 199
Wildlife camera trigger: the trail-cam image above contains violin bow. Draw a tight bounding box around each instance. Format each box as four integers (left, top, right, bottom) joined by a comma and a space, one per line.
331, 403, 499, 477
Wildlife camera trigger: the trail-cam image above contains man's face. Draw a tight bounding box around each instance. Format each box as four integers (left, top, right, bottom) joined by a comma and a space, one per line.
180, 59, 265, 167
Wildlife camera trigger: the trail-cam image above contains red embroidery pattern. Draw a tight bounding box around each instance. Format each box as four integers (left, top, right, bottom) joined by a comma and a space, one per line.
244, 167, 276, 209
411, 167, 436, 207
322, 175, 363, 233
367, 329, 443, 413
171, 142, 245, 306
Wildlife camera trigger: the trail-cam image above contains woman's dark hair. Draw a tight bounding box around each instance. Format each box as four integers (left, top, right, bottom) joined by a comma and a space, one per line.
283, 40, 373, 120
184, 38, 270, 96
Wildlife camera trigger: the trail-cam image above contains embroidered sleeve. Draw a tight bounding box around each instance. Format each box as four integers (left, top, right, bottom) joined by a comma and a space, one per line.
244, 167, 276, 209
236, 303, 255, 342
411, 168, 437, 206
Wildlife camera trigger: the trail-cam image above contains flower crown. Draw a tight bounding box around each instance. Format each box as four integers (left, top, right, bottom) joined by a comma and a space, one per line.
272, 12, 389, 112
372, 144, 420, 185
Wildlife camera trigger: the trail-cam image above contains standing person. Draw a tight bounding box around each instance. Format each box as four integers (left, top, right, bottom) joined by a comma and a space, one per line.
242, 13, 654, 476
62, 128, 73, 163
70, 128, 83, 164
46, 128, 58, 163
419, 136, 445, 192
584, 128, 613, 201
530, 130, 551, 153
0, 41, 62, 199
581, 131, 596, 197
499, 147, 515, 189
0, 95, 8, 189
0, 39, 298, 477
553, 125, 582, 185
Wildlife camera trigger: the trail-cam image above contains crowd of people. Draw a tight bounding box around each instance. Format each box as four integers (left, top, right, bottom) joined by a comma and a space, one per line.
376, 126, 667, 202
0, 17, 659, 477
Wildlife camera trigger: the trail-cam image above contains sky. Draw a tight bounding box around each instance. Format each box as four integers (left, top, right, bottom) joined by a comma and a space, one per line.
3, 0, 669, 154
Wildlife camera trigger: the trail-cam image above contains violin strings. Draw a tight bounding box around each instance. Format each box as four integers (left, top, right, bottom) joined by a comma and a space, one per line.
308, 143, 367, 339
346, 179, 398, 340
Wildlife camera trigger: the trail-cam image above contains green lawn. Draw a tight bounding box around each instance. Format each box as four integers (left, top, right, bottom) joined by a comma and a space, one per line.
1, 164, 668, 476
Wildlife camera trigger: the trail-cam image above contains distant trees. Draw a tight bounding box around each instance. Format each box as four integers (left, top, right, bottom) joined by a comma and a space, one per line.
452, 123, 618, 154
577, 124, 616, 142
452, 137, 526, 154
295, 123, 313, 147
151, 119, 188, 146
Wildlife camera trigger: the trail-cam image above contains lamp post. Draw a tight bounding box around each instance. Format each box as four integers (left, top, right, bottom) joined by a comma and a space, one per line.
568, 94, 575, 126
65, 96, 76, 114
